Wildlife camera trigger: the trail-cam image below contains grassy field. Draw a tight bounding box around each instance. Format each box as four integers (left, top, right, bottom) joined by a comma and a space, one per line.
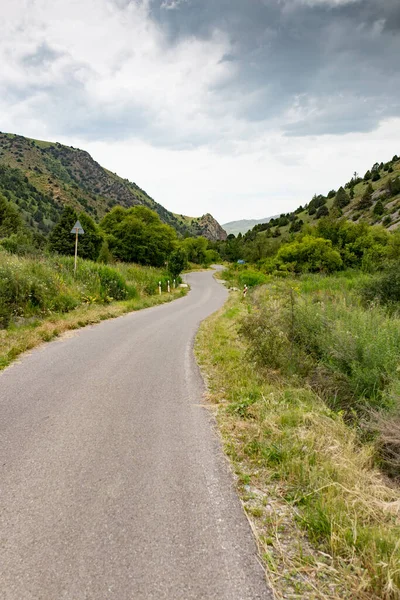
0, 250, 185, 369
196, 272, 400, 599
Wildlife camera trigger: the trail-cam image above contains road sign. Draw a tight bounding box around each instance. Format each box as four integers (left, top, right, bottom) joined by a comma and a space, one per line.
71, 220, 85, 234
71, 221, 85, 274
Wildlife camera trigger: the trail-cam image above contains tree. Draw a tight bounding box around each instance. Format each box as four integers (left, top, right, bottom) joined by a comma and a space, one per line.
169, 247, 187, 277
334, 187, 350, 209
357, 184, 374, 210
373, 200, 384, 216
0, 193, 23, 238
315, 205, 329, 219
276, 236, 342, 273
100, 206, 177, 266
181, 237, 208, 264
97, 239, 114, 264
76, 212, 103, 261
48, 206, 78, 256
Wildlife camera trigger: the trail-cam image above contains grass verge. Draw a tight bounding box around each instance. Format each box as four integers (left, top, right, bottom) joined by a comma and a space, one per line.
0, 288, 186, 370
196, 293, 400, 599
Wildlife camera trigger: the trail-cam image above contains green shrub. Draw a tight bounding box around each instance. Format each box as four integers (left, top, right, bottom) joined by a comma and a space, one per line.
0, 252, 171, 329
238, 270, 268, 287
96, 265, 128, 301
240, 280, 400, 416
361, 263, 400, 307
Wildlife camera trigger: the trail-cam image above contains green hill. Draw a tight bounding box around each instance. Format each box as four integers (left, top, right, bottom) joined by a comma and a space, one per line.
222, 217, 276, 236
248, 155, 400, 240
0, 132, 226, 241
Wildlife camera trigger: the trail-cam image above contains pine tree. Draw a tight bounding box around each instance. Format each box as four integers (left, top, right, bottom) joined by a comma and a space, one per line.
77, 212, 103, 261
48, 206, 78, 256
334, 186, 350, 209
373, 200, 384, 216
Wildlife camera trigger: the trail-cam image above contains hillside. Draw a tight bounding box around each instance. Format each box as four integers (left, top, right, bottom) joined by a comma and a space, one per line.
248, 154, 400, 240
0, 132, 226, 241
223, 216, 275, 236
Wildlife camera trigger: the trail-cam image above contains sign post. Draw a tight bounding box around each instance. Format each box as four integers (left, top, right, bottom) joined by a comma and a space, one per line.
70, 220, 85, 275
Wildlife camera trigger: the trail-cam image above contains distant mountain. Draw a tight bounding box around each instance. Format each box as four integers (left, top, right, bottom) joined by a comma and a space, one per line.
223, 217, 276, 236
0, 132, 227, 241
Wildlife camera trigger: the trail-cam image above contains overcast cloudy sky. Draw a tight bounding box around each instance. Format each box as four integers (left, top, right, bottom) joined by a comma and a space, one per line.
2, 0, 400, 223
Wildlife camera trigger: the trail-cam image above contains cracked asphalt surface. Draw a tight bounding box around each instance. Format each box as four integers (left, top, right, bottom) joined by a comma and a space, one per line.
0, 269, 272, 600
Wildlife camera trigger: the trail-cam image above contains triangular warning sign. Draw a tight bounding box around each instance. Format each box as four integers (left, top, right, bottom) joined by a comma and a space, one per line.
71, 220, 85, 234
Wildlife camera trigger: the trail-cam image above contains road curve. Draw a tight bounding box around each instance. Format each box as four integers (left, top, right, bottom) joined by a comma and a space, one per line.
0, 270, 272, 600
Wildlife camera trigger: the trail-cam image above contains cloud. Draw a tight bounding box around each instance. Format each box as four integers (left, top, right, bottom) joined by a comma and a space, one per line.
1, 0, 400, 222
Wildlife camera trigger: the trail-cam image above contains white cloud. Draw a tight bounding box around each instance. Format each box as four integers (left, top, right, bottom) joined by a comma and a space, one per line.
71, 118, 400, 223
1, 0, 399, 225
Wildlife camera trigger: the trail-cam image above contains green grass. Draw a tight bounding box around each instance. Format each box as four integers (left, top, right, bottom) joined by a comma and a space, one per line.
196, 278, 400, 599
0, 250, 186, 369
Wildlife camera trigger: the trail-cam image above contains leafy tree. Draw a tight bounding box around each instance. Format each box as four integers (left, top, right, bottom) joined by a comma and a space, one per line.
100, 206, 177, 266
48, 206, 78, 256
181, 237, 208, 264
0, 193, 23, 238
276, 236, 342, 273
169, 247, 187, 277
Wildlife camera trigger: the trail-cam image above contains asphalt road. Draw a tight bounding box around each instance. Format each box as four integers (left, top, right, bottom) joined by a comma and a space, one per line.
0, 270, 272, 600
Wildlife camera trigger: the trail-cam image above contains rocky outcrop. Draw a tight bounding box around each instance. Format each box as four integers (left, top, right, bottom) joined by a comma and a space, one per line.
195, 213, 227, 241
0, 132, 225, 240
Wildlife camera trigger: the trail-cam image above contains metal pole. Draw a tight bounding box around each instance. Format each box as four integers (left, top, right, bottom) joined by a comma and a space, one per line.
74, 229, 78, 275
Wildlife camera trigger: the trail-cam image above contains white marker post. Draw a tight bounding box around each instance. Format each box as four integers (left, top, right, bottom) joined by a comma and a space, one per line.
167, 280, 170, 293
173, 279, 176, 289
159, 281, 162, 295
70, 220, 85, 275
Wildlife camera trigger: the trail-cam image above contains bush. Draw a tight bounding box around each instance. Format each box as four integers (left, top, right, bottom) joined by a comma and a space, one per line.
238, 270, 268, 287
240, 281, 400, 418
361, 263, 400, 306
96, 265, 128, 301
0, 253, 171, 328
276, 236, 343, 273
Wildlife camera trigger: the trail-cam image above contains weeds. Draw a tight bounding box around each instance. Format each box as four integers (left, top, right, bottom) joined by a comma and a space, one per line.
196, 286, 400, 599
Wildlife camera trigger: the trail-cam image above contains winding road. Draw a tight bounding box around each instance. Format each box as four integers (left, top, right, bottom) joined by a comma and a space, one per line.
0, 270, 272, 600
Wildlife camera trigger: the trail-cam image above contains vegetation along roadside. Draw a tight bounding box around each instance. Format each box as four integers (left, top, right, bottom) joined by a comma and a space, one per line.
196, 269, 400, 600
0, 252, 187, 370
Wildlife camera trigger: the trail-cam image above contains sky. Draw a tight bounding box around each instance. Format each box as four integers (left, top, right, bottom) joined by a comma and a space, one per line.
1, 0, 400, 224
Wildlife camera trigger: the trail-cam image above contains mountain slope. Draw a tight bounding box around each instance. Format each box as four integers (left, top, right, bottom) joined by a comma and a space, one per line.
248, 155, 400, 240
0, 132, 226, 240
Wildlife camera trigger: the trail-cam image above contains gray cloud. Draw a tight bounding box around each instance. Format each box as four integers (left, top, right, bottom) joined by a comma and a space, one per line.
146, 0, 400, 135
21, 42, 63, 68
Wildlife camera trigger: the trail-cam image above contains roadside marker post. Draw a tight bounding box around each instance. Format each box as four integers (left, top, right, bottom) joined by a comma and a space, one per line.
159, 281, 162, 295
168, 280, 170, 293
173, 279, 176, 289
70, 220, 85, 275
